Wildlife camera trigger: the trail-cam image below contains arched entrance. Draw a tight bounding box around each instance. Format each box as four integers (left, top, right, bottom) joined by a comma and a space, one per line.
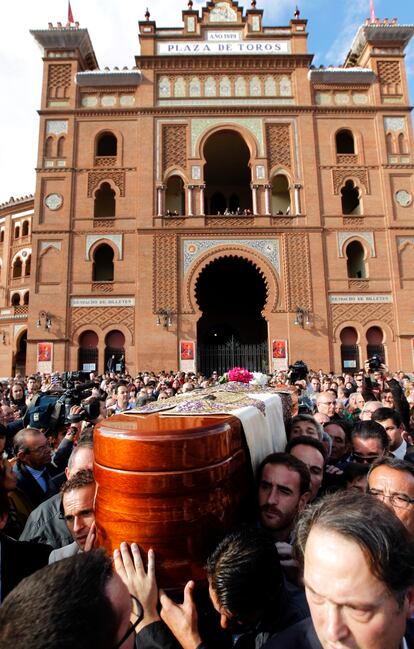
78, 330, 99, 372
340, 327, 359, 372
204, 130, 252, 214
366, 326, 385, 364
104, 330, 125, 373
195, 256, 268, 375
14, 330, 27, 376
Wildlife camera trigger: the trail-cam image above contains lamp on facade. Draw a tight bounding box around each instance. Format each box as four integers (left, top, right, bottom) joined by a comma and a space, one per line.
36, 310, 53, 331
294, 307, 311, 328
156, 309, 173, 329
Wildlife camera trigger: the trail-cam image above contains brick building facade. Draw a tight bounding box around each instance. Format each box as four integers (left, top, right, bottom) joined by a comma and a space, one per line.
1, 1, 413, 376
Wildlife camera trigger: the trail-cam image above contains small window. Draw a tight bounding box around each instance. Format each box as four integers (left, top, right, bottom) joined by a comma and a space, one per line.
271, 175, 291, 215
23, 292, 29, 305
94, 182, 116, 218
341, 180, 361, 215
93, 244, 114, 282
346, 241, 366, 278
96, 132, 117, 157
0, 230, 4, 243
165, 176, 185, 216
57, 136, 65, 158
24, 255, 31, 277
11, 293, 20, 306
336, 130, 355, 154
22, 221, 29, 237
12, 258, 22, 279
14, 226, 20, 239
45, 136, 54, 158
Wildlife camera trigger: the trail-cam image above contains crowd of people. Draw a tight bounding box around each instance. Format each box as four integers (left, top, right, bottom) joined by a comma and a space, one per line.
1, 361, 414, 648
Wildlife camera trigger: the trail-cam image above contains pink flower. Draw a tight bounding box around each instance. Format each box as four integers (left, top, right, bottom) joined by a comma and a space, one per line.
227, 367, 253, 384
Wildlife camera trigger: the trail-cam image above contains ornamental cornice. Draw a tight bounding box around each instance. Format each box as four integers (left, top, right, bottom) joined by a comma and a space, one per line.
76, 167, 137, 173
75, 229, 135, 235
35, 167, 76, 173
320, 165, 379, 170
313, 84, 371, 91
382, 164, 414, 169
138, 54, 313, 70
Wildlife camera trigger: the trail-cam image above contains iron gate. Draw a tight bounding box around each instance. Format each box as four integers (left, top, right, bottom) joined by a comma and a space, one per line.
197, 336, 269, 376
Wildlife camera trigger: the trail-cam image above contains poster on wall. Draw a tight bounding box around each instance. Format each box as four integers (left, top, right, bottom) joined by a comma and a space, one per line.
180, 340, 196, 372
272, 339, 288, 371
37, 342, 53, 374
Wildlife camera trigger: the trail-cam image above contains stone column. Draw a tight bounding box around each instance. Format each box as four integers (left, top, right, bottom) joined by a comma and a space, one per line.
187, 185, 195, 217
264, 184, 272, 216
199, 184, 206, 216
250, 183, 259, 215
294, 183, 302, 216
157, 185, 165, 217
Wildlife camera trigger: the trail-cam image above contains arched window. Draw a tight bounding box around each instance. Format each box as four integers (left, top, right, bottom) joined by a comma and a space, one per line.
57, 136, 65, 158
210, 192, 227, 215
94, 182, 116, 218
96, 132, 117, 157
271, 175, 291, 215
22, 221, 29, 237
92, 244, 114, 282
340, 327, 360, 371
398, 133, 408, 155
44, 136, 54, 158
12, 258, 22, 278
386, 133, 394, 155
336, 130, 355, 154
366, 326, 385, 364
165, 176, 185, 215
0, 230, 4, 243
341, 180, 361, 215
23, 292, 29, 305
24, 255, 31, 277
78, 330, 99, 372
346, 241, 366, 278
11, 293, 20, 306
14, 226, 20, 239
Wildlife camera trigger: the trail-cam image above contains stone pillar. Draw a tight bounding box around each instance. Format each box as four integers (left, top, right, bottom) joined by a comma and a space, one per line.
264, 184, 272, 216
199, 184, 206, 216
294, 183, 302, 216
187, 185, 195, 217
157, 185, 165, 217
251, 183, 259, 215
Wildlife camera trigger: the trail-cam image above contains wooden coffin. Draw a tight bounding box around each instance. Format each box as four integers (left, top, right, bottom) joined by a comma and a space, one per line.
94, 412, 253, 588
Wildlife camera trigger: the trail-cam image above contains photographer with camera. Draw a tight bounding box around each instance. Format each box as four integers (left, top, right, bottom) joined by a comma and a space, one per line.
363, 356, 411, 431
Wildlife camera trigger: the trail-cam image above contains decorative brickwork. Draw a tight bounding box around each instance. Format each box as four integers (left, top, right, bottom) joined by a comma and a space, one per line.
377, 61, 402, 88
47, 64, 71, 99
271, 218, 293, 227
93, 219, 115, 229
153, 234, 178, 313
71, 307, 135, 341
348, 279, 369, 290
95, 157, 117, 168
266, 124, 291, 170
333, 168, 369, 195
283, 234, 312, 311
205, 217, 254, 227
163, 218, 186, 228
336, 154, 358, 165
91, 283, 114, 293
331, 303, 393, 329
87, 171, 126, 197
162, 124, 187, 174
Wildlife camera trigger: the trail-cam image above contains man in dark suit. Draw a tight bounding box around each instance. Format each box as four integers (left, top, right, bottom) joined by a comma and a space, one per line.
263, 491, 414, 649
0, 486, 51, 601
12, 428, 62, 512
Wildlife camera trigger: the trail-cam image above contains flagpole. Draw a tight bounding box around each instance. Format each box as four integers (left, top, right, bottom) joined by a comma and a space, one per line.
370, 0, 376, 23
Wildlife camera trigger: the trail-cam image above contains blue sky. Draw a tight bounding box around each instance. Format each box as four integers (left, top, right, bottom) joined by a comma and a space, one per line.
0, 0, 412, 203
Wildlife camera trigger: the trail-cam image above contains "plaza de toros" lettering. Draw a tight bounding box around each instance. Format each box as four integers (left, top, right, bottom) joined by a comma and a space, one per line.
158, 40, 290, 55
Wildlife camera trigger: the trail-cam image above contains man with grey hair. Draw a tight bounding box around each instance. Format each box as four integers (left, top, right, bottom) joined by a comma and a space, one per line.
20, 440, 94, 547
359, 399, 382, 421
262, 490, 414, 648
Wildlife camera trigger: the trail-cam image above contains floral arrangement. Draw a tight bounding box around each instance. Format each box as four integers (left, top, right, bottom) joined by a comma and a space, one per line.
227, 367, 253, 383
250, 372, 269, 388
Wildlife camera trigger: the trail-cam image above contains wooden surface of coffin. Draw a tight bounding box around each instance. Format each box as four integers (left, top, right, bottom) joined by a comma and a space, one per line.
94, 412, 253, 588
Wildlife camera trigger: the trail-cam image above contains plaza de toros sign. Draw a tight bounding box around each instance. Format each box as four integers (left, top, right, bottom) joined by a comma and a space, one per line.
157, 34, 290, 56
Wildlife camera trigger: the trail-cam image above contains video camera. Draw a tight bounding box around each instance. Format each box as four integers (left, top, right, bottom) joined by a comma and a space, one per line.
368, 354, 383, 372
287, 360, 309, 384
26, 372, 101, 432
60, 372, 101, 424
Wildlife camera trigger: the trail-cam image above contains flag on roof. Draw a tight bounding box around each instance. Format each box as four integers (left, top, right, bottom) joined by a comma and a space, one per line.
68, 1, 74, 24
